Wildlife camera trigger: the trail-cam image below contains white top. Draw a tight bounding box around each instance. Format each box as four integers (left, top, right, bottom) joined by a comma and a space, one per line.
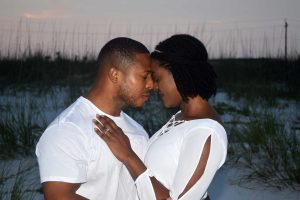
36, 96, 149, 200
135, 113, 228, 200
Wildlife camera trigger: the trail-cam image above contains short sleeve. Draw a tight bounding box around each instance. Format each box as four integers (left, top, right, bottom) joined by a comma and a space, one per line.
36, 122, 89, 183
170, 125, 227, 200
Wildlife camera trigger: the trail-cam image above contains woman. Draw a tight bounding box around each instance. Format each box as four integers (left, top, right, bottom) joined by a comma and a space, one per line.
93, 34, 228, 200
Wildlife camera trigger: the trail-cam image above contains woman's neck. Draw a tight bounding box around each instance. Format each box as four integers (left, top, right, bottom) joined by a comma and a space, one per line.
178, 96, 222, 124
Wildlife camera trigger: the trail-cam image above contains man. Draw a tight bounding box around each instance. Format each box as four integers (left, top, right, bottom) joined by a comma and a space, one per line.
36, 37, 153, 199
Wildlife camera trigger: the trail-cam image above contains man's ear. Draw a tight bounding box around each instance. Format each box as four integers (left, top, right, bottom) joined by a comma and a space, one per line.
108, 67, 119, 83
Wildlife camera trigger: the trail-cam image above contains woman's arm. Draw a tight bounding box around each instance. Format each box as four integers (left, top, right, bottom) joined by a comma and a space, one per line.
93, 115, 170, 200
174, 135, 212, 199
169, 127, 225, 200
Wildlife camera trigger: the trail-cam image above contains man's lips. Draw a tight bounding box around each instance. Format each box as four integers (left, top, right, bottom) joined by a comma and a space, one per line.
142, 93, 150, 100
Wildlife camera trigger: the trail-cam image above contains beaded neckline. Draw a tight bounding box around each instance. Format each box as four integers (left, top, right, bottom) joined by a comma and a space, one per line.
158, 113, 185, 136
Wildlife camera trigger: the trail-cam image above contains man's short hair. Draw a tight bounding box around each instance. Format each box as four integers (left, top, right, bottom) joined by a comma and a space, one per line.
97, 37, 149, 71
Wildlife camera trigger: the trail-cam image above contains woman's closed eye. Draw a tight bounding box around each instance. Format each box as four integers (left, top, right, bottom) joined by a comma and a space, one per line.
152, 74, 159, 82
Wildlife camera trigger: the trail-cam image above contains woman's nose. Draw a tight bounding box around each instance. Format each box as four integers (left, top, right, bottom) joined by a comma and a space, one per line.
146, 76, 154, 90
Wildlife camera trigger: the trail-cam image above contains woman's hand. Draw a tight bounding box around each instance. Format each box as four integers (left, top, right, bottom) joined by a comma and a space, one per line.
94, 116, 170, 199
93, 114, 135, 163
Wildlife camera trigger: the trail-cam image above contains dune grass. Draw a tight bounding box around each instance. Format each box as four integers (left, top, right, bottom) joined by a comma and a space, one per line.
0, 21, 299, 199
212, 58, 300, 100
0, 50, 300, 194
228, 110, 300, 190
0, 97, 46, 159
0, 161, 38, 200
0, 52, 96, 89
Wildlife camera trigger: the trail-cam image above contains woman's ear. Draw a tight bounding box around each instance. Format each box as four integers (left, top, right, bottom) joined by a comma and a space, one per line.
108, 67, 119, 83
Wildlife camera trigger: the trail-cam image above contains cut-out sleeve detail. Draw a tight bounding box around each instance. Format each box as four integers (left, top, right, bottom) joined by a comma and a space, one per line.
135, 169, 156, 200
170, 126, 226, 200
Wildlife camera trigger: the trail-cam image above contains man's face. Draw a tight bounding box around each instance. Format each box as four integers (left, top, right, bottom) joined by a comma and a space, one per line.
118, 53, 153, 108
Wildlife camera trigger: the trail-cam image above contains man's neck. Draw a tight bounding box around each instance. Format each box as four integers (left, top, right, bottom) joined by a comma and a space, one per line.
84, 91, 123, 117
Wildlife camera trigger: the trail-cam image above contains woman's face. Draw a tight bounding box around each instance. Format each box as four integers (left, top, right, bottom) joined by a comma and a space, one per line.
151, 60, 182, 108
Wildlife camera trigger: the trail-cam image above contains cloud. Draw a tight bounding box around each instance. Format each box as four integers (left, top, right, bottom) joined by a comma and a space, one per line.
23, 10, 56, 19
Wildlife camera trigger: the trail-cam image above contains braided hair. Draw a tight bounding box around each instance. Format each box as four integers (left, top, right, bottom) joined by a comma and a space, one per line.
151, 34, 217, 101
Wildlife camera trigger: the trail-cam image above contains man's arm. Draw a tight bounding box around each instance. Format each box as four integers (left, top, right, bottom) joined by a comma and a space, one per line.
42, 182, 88, 200
37, 123, 90, 200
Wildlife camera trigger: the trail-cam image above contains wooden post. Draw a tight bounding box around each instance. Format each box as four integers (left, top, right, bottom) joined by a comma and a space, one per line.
284, 19, 288, 62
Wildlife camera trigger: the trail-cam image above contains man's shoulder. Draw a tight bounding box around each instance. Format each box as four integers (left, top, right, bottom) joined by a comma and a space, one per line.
51, 97, 95, 126
58, 97, 94, 119
41, 97, 96, 140
39, 121, 87, 150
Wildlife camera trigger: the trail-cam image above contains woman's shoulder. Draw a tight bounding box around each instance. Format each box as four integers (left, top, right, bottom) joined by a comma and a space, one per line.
185, 118, 224, 130
183, 119, 226, 139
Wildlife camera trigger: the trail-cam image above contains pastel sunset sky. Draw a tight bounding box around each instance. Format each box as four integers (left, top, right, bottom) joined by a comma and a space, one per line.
0, 0, 299, 58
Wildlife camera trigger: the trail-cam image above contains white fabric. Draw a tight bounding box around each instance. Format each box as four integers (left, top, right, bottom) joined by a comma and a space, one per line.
36, 96, 149, 200
135, 169, 156, 199
135, 114, 227, 200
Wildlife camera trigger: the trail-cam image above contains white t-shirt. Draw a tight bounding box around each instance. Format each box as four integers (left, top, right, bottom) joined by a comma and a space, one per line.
135, 113, 228, 200
36, 96, 149, 200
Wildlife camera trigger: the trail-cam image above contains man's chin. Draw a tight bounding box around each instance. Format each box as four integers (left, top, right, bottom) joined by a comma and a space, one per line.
131, 101, 146, 109
132, 104, 145, 109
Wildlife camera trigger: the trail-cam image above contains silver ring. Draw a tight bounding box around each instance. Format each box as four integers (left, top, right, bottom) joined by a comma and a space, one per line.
103, 128, 110, 134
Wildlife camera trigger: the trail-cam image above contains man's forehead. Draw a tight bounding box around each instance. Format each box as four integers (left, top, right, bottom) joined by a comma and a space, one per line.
129, 54, 152, 70
129, 64, 153, 73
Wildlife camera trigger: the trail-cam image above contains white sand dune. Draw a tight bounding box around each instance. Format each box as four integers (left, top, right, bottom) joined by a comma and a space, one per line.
209, 167, 300, 200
